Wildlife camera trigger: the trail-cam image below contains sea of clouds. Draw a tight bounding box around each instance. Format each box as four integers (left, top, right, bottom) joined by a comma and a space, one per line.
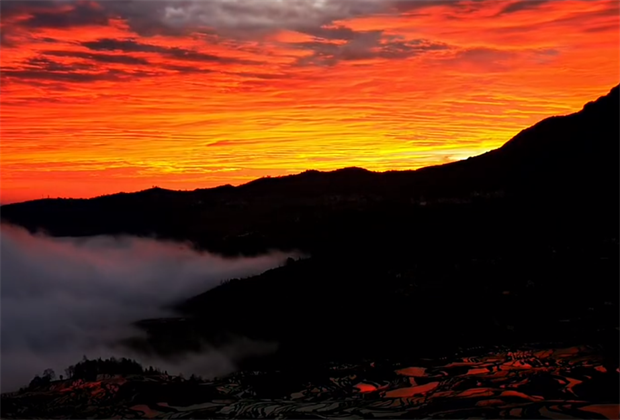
0, 224, 293, 392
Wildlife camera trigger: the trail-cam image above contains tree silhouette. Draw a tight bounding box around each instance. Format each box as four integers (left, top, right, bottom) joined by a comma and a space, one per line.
42, 368, 56, 381
28, 375, 43, 389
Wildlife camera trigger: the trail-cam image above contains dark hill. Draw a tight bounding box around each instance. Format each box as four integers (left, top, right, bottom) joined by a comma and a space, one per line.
407, 84, 618, 197
2, 85, 618, 258
2, 84, 618, 381
136, 85, 619, 367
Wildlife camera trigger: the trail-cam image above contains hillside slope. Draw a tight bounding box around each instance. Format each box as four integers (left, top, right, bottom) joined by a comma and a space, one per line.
112, 86, 620, 366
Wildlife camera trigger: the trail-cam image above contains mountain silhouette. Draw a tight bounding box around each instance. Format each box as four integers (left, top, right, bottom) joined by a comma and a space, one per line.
1, 85, 618, 412
2, 85, 618, 258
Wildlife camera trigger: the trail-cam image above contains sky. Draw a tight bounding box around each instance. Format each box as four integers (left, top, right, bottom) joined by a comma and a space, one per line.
1, 0, 618, 204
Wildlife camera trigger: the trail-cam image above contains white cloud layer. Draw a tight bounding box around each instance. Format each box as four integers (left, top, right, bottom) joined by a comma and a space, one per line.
0, 224, 293, 392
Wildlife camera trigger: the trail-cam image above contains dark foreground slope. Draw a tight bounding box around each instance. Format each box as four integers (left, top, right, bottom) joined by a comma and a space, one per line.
3, 86, 619, 360
126, 86, 619, 365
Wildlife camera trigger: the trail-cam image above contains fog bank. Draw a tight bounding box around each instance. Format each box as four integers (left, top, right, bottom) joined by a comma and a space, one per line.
0, 224, 293, 392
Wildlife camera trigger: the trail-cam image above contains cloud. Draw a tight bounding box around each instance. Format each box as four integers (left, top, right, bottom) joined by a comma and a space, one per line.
293, 33, 450, 66
0, 69, 123, 83
0, 30, 19, 48
1, 0, 388, 39
44, 50, 151, 66
0, 0, 35, 19
138, 0, 386, 37
0, 67, 161, 84
77, 30, 447, 71
0, 224, 295, 392
442, 46, 561, 73
80, 38, 259, 65
19, 1, 109, 29
496, 0, 550, 15
1, 44, 236, 84
0, 0, 572, 42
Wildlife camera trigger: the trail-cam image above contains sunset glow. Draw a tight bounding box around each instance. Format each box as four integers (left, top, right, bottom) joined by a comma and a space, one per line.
1, 0, 618, 203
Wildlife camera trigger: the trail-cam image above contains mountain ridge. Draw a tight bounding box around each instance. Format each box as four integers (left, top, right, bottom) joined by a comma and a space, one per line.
2, 84, 617, 257
2, 83, 617, 209
118, 84, 618, 365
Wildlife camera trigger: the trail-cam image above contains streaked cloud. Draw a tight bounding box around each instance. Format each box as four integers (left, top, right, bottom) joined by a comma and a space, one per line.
0, 0, 618, 203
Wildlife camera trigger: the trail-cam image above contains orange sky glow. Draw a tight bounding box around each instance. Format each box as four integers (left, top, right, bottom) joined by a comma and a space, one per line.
1, 0, 618, 204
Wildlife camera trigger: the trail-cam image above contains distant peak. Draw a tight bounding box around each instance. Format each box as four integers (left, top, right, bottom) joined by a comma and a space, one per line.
138, 186, 174, 194
332, 167, 371, 174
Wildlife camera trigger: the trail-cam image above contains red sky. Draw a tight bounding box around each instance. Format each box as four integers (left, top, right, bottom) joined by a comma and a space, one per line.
1, 0, 618, 204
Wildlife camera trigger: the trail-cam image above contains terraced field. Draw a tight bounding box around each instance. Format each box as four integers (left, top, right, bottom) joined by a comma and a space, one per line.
2, 344, 618, 419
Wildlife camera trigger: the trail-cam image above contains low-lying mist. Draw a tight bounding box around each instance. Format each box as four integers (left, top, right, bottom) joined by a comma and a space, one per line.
0, 224, 295, 392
